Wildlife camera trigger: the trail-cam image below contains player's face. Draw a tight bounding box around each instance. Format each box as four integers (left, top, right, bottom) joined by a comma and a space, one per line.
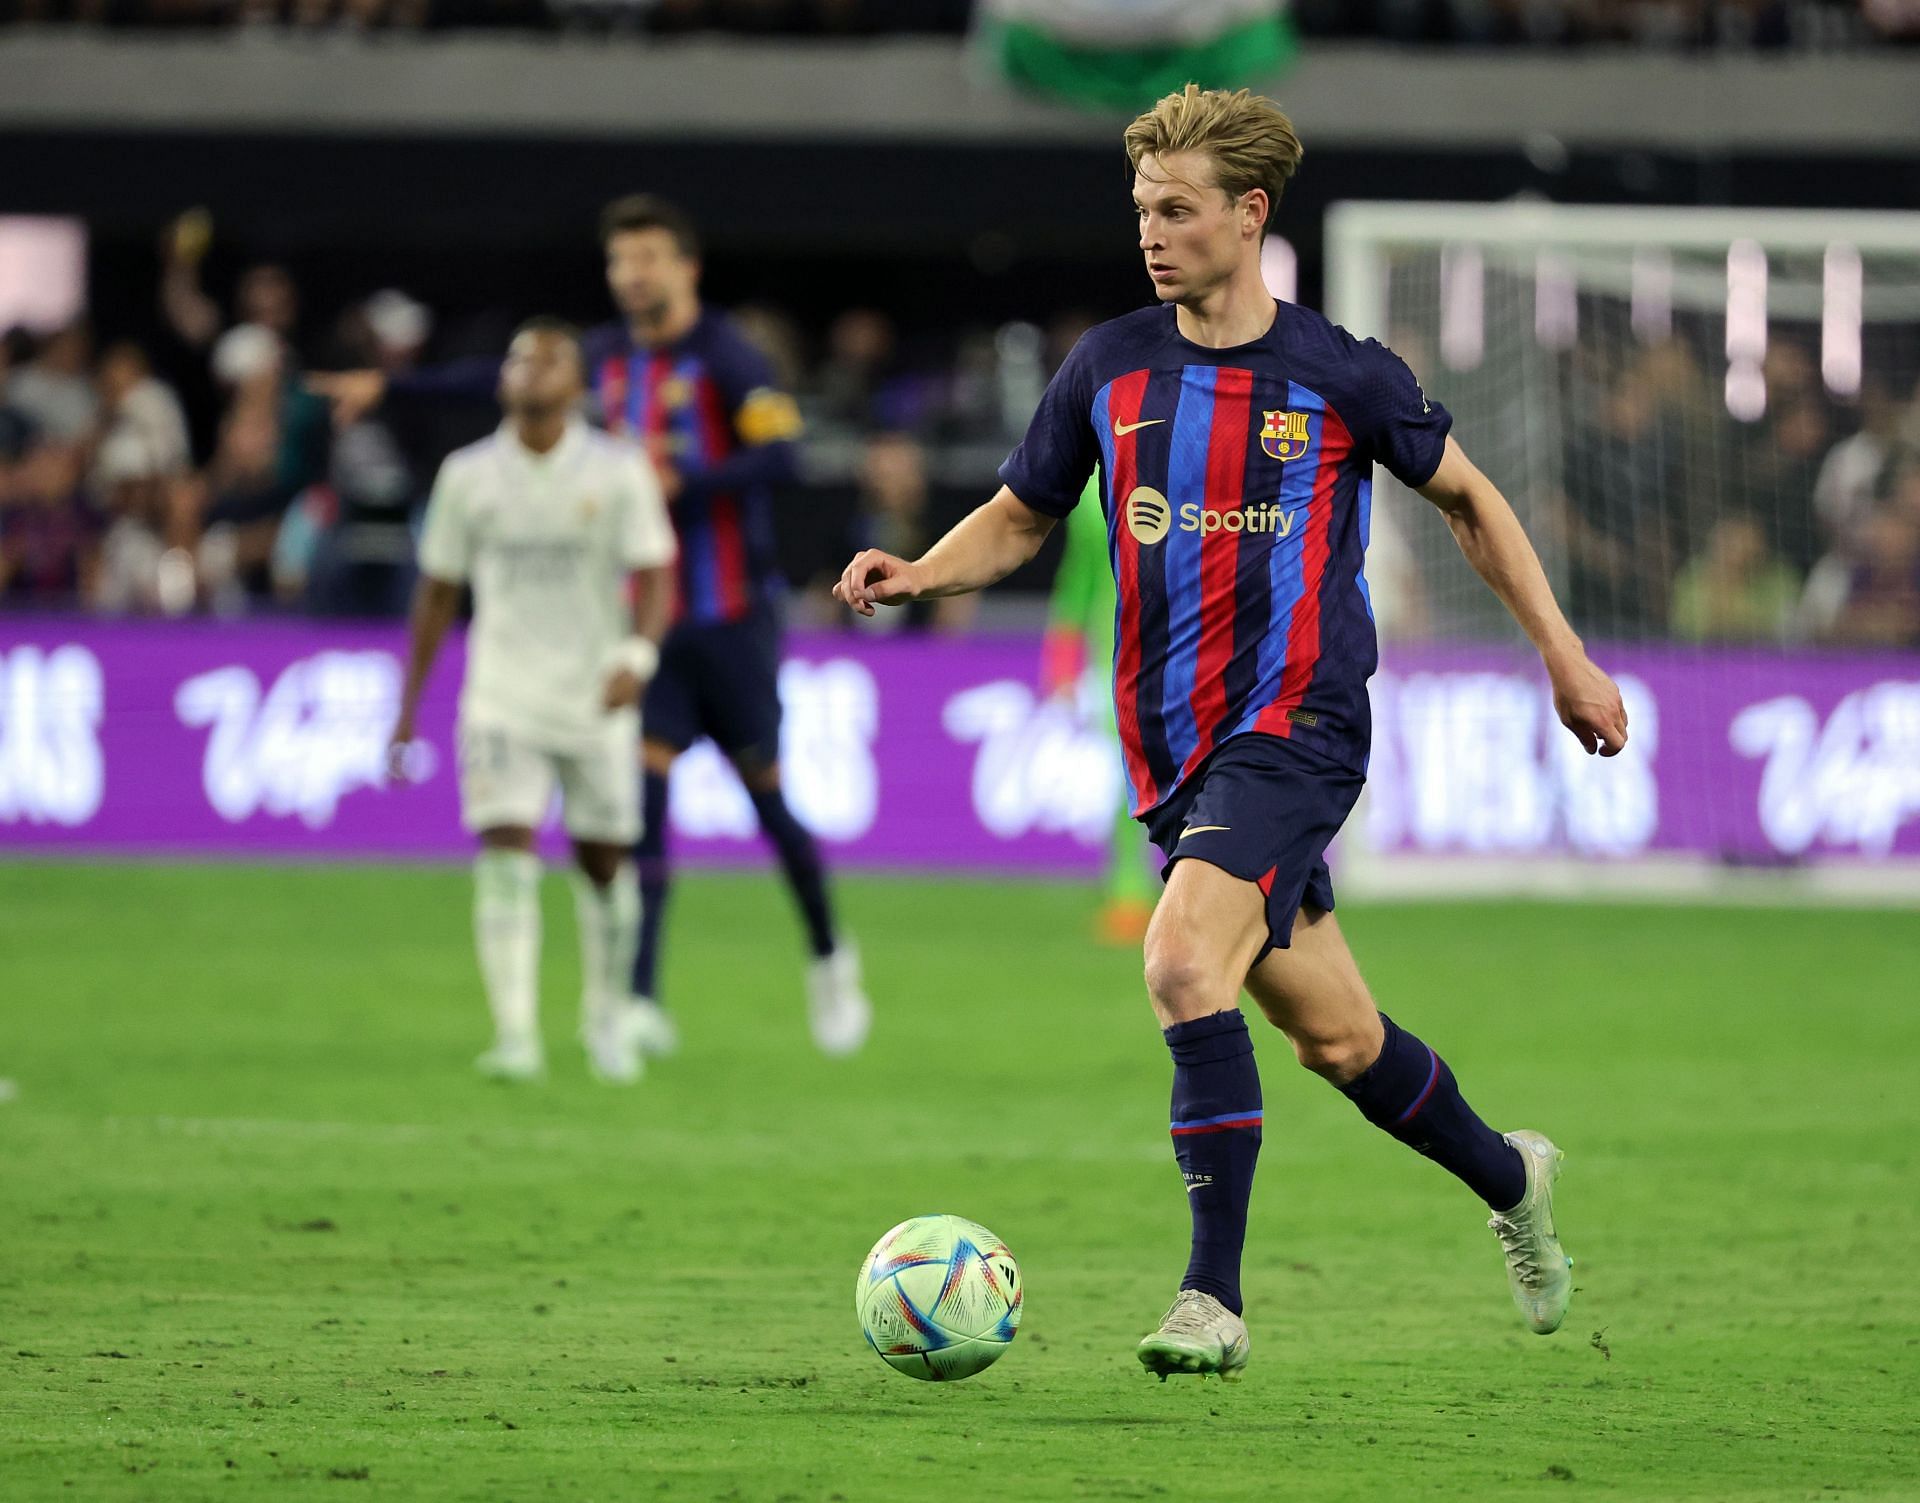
499, 331, 585, 415
1133, 152, 1259, 306
605, 228, 699, 324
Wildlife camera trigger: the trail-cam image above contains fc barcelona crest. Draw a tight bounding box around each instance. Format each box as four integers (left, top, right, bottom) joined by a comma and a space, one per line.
1261, 410, 1311, 462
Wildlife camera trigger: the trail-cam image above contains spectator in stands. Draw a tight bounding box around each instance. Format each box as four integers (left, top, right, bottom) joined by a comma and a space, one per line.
842, 430, 973, 632
159, 220, 330, 523
1668, 511, 1800, 643
1727, 345, 1831, 575
0, 436, 95, 604
0, 331, 37, 462
295, 289, 427, 616
1801, 453, 1920, 647
93, 341, 192, 485
300, 400, 418, 616
88, 427, 195, 616
181, 389, 289, 611
1559, 360, 1679, 637
4, 322, 97, 446
811, 307, 906, 433
160, 214, 305, 381
1633, 335, 1724, 534
1822, 504, 1920, 648
1813, 375, 1914, 547
0, 392, 25, 509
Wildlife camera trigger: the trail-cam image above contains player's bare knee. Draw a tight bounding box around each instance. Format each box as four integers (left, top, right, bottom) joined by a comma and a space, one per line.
1143, 939, 1231, 1024
573, 842, 623, 888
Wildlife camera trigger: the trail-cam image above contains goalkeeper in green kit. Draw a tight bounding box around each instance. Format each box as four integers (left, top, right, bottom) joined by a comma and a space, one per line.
1043, 475, 1161, 944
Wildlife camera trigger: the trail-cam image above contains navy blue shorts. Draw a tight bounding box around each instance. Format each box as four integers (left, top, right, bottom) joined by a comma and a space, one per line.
642, 611, 783, 769
1142, 733, 1365, 955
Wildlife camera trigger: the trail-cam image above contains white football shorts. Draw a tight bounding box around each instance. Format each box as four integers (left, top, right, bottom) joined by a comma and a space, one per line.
456, 714, 640, 844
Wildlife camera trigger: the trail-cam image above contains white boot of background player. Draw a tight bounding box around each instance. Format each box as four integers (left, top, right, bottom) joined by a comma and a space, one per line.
807, 940, 871, 1057
574, 863, 645, 1084
623, 997, 680, 1059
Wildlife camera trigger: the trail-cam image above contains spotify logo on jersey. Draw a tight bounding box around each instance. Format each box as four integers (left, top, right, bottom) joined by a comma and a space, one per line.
1125, 486, 1172, 545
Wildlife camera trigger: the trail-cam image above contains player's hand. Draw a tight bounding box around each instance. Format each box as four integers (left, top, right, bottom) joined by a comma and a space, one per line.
1549, 652, 1629, 756
602, 668, 644, 710
385, 724, 416, 784
834, 550, 924, 617
163, 207, 213, 267
306, 370, 387, 430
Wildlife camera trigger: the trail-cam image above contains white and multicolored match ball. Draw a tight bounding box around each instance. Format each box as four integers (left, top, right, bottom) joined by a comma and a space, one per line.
856, 1214, 1023, 1381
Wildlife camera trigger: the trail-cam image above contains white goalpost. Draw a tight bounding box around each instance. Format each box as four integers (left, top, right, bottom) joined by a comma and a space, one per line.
1325, 201, 1920, 902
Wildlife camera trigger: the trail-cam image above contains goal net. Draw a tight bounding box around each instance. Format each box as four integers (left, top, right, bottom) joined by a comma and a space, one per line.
1325, 203, 1920, 895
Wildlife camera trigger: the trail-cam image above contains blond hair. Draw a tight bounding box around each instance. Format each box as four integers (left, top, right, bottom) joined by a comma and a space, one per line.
1123, 85, 1303, 229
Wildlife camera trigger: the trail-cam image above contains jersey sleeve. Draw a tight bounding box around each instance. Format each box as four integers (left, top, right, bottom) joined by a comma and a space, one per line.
614, 447, 678, 571
998, 338, 1098, 518
1346, 338, 1453, 487
416, 456, 472, 583
709, 332, 804, 448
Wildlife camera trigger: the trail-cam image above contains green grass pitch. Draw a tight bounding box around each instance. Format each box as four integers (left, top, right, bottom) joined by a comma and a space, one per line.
2, 860, 1916, 1501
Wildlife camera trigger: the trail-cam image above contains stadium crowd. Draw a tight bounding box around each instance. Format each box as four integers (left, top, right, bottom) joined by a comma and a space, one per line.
3, 240, 1919, 648
0, 0, 1912, 44
1546, 333, 1920, 647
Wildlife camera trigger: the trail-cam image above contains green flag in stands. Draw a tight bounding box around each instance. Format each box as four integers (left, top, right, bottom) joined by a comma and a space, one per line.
977, 0, 1297, 113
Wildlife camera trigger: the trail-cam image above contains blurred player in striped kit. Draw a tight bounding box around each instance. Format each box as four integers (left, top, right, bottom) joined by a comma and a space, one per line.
590, 197, 869, 1061
319, 198, 871, 1067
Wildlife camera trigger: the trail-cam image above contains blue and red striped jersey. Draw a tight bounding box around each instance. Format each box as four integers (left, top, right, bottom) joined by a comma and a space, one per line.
584, 310, 800, 626
999, 302, 1450, 816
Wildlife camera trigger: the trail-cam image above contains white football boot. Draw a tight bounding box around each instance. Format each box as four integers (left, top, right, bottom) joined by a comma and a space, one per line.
474, 1033, 545, 1083
1137, 1289, 1250, 1382
1489, 1130, 1574, 1335
807, 942, 871, 1057
581, 1007, 646, 1085
624, 997, 681, 1059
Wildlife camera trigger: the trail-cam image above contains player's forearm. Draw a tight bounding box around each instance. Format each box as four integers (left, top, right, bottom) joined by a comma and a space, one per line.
630, 565, 673, 645
397, 577, 461, 729
913, 490, 1055, 599
1444, 488, 1583, 669
159, 264, 220, 348
674, 440, 796, 503
387, 358, 499, 405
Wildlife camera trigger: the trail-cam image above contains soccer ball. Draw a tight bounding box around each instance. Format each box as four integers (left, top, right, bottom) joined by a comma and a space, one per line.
856, 1214, 1023, 1381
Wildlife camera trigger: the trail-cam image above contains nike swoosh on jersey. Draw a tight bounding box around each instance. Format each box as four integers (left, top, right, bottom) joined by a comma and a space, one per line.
1113, 418, 1166, 437
1180, 825, 1231, 838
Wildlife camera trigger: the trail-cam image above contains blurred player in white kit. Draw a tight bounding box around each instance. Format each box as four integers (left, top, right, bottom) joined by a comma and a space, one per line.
389, 318, 677, 1084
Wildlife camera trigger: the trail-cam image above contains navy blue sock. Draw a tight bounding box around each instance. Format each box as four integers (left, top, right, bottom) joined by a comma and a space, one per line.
630, 770, 671, 1001
1337, 1013, 1526, 1211
1165, 1009, 1263, 1316
749, 786, 836, 959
